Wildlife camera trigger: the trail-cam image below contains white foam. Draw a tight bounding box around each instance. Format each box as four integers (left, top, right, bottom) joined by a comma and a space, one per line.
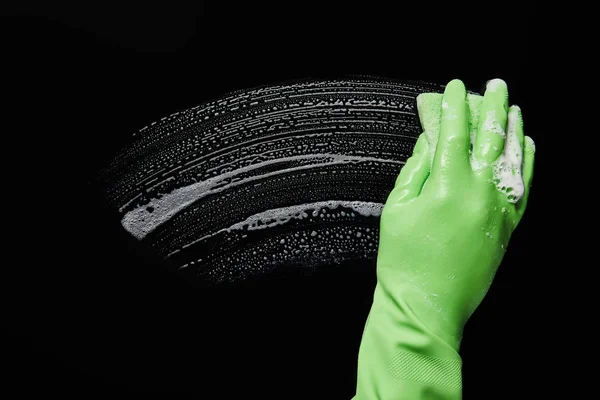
491, 108, 525, 203
171, 200, 383, 256
121, 153, 397, 238
482, 110, 506, 138
525, 136, 536, 153
486, 79, 505, 93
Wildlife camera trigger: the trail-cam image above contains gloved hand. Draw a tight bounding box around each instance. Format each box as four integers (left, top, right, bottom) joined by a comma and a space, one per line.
353, 79, 535, 399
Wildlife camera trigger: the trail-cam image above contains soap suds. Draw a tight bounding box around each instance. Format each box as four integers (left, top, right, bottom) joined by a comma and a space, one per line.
99, 78, 441, 283
486, 78, 505, 93
482, 110, 507, 138
122, 154, 396, 239
491, 107, 525, 203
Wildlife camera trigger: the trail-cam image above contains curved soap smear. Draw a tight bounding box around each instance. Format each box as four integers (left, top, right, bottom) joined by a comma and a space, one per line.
99, 78, 443, 284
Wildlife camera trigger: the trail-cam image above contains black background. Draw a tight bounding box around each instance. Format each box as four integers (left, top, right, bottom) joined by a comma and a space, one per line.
4, 2, 551, 398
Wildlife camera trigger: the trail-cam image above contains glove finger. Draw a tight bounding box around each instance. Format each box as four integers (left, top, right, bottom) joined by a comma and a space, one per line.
516, 135, 535, 217
474, 78, 509, 166
429, 79, 471, 185
388, 133, 430, 204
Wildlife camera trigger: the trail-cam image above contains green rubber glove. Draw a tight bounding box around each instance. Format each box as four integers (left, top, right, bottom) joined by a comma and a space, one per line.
353, 79, 535, 399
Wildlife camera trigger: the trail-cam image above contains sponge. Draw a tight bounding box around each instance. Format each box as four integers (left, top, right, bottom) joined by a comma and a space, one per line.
416, 92, 484, 167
